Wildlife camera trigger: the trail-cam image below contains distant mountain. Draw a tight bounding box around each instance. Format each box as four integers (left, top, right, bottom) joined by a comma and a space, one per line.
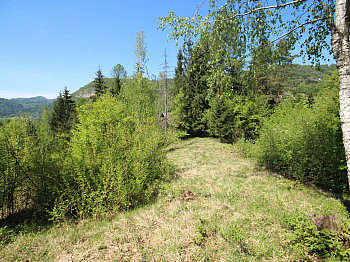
72, 78, 114, 98
0, 96, 54, 119
286, 64, 337, 94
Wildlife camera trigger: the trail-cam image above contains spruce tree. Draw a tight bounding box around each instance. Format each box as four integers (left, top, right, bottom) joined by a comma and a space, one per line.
93, 67, 106, 99
173, 49, 185, 97
49, 87, 77, 135
173, 41, 210, 136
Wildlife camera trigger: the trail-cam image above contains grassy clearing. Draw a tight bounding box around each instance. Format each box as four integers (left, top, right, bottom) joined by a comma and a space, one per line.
1, 137, 349, 261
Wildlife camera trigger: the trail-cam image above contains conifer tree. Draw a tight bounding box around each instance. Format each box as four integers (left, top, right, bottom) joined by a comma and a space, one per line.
93, 67, 106, 99
173, 41, 210, 136
173, 48, 185, 97
49, 87, 77, 135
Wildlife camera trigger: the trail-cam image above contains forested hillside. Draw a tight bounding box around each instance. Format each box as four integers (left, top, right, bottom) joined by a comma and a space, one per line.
0, 96, 54, 119
287, 64, 337, 94
72, 78, 115, 98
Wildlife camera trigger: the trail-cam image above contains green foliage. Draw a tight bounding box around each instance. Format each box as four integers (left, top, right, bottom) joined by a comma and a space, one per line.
0, 117, 62, 217
110, 64, 127, 96
0, 75, 172, 222
285, 64, 337, 96
0, 118, 37, 215
193, 218, 218, 246
49, 87, 77, 135
205, 93, 271, 142
172, 42, 210, 137
134, 30, 148, 76
120, 74, 156, 121
0, 226, 15, 246
92, 68, 107, 100
159, 0, 333, 65
0, 96, 54, 120
50, 94, 170, 220
255, 72, 347, 192
286, 214, 350, 260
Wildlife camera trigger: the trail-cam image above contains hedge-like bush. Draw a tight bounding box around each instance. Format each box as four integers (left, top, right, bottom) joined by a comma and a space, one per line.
51, 95, 170, 219
255, 73, 347, 192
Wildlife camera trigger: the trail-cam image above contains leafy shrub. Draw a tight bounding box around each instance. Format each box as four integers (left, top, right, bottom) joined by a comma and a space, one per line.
51, 95, 171, 220
286, 214, 350, 260
255, 74, 347, 192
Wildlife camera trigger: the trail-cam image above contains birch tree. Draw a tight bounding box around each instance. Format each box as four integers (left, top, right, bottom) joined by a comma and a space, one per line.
134, 30, 148, 76
159, 0, 350, 189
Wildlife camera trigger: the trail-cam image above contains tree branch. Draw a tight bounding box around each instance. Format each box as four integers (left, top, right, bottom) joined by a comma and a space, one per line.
208, 0, 308, 23
317, 0, 335, 25
194, 0, 207, 17
269, 17, 327, 44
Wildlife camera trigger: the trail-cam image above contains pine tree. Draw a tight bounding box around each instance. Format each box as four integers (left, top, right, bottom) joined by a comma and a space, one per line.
49, 87, 77, 135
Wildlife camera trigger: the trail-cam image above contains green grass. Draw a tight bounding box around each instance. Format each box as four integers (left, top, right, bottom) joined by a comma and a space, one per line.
1, 137, 349, 261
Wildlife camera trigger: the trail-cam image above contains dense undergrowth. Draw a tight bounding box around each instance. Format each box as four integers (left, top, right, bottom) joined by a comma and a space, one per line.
245, 72, 348, 193
0, 75, 173, 223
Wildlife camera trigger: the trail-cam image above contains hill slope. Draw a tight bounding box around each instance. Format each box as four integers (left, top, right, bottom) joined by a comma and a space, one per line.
1, 138, 348, 261
72, 78, 114, 98
0, 96, 54, 119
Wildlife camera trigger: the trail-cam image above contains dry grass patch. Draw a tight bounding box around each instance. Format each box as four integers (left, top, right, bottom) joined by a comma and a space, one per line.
1, 137, 349, 261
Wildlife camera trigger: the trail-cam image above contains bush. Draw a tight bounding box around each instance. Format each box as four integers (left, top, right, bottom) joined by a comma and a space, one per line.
51, 95, 170, 220
0, 117, 62, 217
255, 76, 347, 192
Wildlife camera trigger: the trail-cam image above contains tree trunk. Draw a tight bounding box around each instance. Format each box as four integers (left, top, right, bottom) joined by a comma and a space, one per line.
332, 0, 350, 189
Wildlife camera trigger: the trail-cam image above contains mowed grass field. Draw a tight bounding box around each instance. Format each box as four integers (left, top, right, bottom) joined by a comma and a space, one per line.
1, 137, 349, 261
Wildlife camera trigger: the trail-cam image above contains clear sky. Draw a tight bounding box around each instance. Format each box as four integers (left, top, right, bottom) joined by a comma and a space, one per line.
0, 0, 335, 99
0, 0, 204, 98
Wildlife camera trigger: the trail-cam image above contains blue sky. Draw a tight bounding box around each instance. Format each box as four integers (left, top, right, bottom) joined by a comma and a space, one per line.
0, 0, 335, 99
0, 0, 202, 98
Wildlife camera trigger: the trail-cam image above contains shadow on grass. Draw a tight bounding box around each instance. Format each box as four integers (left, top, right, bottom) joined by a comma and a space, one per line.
252, 164, 350, 214
0, 209, 53, 246
166, 140, 196, 153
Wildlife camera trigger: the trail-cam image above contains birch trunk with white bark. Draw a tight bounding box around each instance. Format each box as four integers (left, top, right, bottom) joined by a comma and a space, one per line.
332, 0, 350, 189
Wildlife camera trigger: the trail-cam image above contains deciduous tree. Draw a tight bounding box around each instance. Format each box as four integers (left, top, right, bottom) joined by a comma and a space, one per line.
134, 30, 148, 76
111, 64, 127, 96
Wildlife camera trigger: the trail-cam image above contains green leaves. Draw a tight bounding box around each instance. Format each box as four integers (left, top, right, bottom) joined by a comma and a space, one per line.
159, 0, 334, 65
255, 79, 347, 192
